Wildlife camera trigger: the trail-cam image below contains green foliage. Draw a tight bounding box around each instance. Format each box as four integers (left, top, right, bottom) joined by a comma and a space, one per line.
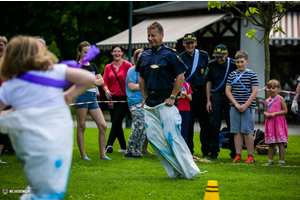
273, 26, 286, 36
207, 1, 222, 10
1, 129, 300, 199
0, 1, 165, 68
245, 29, 257, 40
226, 1, 236, 7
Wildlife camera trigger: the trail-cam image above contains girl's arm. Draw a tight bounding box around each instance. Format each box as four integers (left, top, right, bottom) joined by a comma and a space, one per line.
93, 74, 104, 87
128, 81, 140, 91
63, 67, 95, 105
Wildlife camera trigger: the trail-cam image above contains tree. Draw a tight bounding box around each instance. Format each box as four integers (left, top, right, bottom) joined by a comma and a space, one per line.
208, 1, 296, 87
0, 1, 165, 72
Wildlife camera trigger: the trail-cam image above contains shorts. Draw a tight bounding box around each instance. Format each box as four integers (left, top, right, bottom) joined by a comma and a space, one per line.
230, 106, 255, 134
73, 91, 99, 110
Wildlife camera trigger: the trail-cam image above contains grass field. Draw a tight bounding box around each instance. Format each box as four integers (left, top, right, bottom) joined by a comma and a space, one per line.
1, 127, 300, 200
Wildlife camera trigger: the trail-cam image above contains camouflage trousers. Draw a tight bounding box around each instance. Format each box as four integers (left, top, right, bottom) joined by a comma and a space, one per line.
126, 103, 146, 156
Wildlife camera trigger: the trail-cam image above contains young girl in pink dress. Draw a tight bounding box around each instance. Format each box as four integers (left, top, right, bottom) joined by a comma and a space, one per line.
264, 79, 288, 165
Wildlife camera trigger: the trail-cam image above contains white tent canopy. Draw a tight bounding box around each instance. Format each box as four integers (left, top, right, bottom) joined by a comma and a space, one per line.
96, 14, 226, 50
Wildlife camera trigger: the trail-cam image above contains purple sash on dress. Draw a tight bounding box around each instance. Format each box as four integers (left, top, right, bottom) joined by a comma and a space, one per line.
17, 44, 100, 87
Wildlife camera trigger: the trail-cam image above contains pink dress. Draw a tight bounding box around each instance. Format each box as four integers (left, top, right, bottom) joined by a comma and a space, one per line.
264, 96, 288, 144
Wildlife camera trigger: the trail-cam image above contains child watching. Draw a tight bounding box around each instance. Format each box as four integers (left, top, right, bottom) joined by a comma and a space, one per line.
0, 36, 95, 199
177, 80, 193, 145
264, 79, 288, 165
225, 50, 259, 163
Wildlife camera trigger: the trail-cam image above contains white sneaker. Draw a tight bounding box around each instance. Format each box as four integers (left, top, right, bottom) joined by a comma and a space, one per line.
105, 145, 113, 153
0, 159, 7, 164
117, 149, 126, 152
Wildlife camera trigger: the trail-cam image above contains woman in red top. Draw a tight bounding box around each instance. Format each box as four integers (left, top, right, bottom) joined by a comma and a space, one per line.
102, 45, 132, 153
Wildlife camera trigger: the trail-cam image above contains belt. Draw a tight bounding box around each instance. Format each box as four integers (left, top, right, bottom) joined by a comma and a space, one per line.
193, 85, 205, 91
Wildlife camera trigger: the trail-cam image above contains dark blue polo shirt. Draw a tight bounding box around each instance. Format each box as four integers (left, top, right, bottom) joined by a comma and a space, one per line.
136, 43, 187, 91
207, 57, 237, 93
180, 50, 210, 88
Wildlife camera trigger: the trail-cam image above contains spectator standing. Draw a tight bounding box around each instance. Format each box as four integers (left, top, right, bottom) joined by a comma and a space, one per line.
73, 41, 110, 161
180, 33, 211, 156
124, 49, 148, 158
225, 50, 259, 163
206, 44, 236, 160
103, 45, 132, 153
177, 80, 193, 145
264, 79, 288, 165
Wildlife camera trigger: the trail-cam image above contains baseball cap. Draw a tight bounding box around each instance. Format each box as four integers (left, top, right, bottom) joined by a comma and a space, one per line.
183, 33, 197, 43
212, 44, 228, 57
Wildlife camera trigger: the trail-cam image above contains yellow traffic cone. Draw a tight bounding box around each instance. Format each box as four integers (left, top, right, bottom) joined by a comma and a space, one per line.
203, 180, 220, 200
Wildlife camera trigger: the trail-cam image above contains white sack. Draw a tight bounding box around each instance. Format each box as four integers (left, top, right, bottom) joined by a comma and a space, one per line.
144, 103, 201, 179
0, 106, 73, 200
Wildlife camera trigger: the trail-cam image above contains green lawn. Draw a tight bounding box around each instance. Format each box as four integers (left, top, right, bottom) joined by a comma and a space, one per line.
1, 128, 300, 200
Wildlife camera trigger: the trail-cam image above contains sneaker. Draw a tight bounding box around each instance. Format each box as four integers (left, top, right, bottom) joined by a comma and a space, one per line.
105, 145, 113, 153
245, 156, 255, 163
124, 152, 133, 158
0, 159, 7, 164
117, 149, 126, 153
133, 153, 142, 158
233, 155, 242, 162
209, 153, 218, 160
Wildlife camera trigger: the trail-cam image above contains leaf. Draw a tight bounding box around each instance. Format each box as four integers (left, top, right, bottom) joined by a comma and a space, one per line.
208, 1, 222, 10
245, 29, 257, 41
249, 7, 259, 15
275, 3, 283, 12
277, 26, 286, 35
245, 10, 250, 17
226, 1, 236, 7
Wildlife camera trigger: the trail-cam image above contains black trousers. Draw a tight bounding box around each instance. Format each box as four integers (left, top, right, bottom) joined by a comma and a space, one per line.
188, 88, 210, 155
106, 96, 128, 149
208, 92, 235, 156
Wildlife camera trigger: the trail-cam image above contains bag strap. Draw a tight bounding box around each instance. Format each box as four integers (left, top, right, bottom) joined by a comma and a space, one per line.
231, 70, 251, 92
211, 57, 230, 92
185, 49, 199, 81
266, 95, 280, 113
110, 63, 126, 96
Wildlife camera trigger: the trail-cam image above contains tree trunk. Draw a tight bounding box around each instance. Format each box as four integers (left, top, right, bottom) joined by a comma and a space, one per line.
264, 30, 271, 90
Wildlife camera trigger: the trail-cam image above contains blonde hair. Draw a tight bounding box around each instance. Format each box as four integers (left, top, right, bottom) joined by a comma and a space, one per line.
133, 49, 143, 66
0, 35, 58, 80
235, 50, 248, 60
147, 21, 164, 34
0, 36, 8, 45
267, 79, 281, 90
76, 41, 91, 62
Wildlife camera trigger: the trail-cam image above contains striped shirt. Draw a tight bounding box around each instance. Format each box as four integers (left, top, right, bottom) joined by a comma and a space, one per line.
226, 69, 259, 108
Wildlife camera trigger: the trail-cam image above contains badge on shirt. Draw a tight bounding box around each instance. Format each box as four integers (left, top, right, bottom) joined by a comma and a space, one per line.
151, 64, 159, 69
201, 68, 204, 75
205, 67, 209, 75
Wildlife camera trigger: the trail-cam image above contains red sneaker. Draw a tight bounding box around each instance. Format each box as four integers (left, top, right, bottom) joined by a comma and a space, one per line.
233, 155, 242, 162
245, 156, 255, 163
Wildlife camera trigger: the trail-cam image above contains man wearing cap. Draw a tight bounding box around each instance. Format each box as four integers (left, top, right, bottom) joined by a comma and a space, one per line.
180, 33, 211, 156
206, 44, 236, 160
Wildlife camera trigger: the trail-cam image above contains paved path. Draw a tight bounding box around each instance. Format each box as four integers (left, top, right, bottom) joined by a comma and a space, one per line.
74, 120, 299, 136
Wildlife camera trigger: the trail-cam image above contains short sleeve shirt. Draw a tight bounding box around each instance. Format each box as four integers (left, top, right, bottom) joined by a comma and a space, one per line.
226, 69, 259, 108
207, 58, 237, 93
126, 66, 143, 107
136, 43, 187, 91
82, 62, 99, 93
178, 81, 193, 111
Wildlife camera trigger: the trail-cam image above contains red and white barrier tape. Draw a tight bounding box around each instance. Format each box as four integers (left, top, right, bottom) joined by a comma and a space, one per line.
70, 101, 127, 106
259, 87, 296, 95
